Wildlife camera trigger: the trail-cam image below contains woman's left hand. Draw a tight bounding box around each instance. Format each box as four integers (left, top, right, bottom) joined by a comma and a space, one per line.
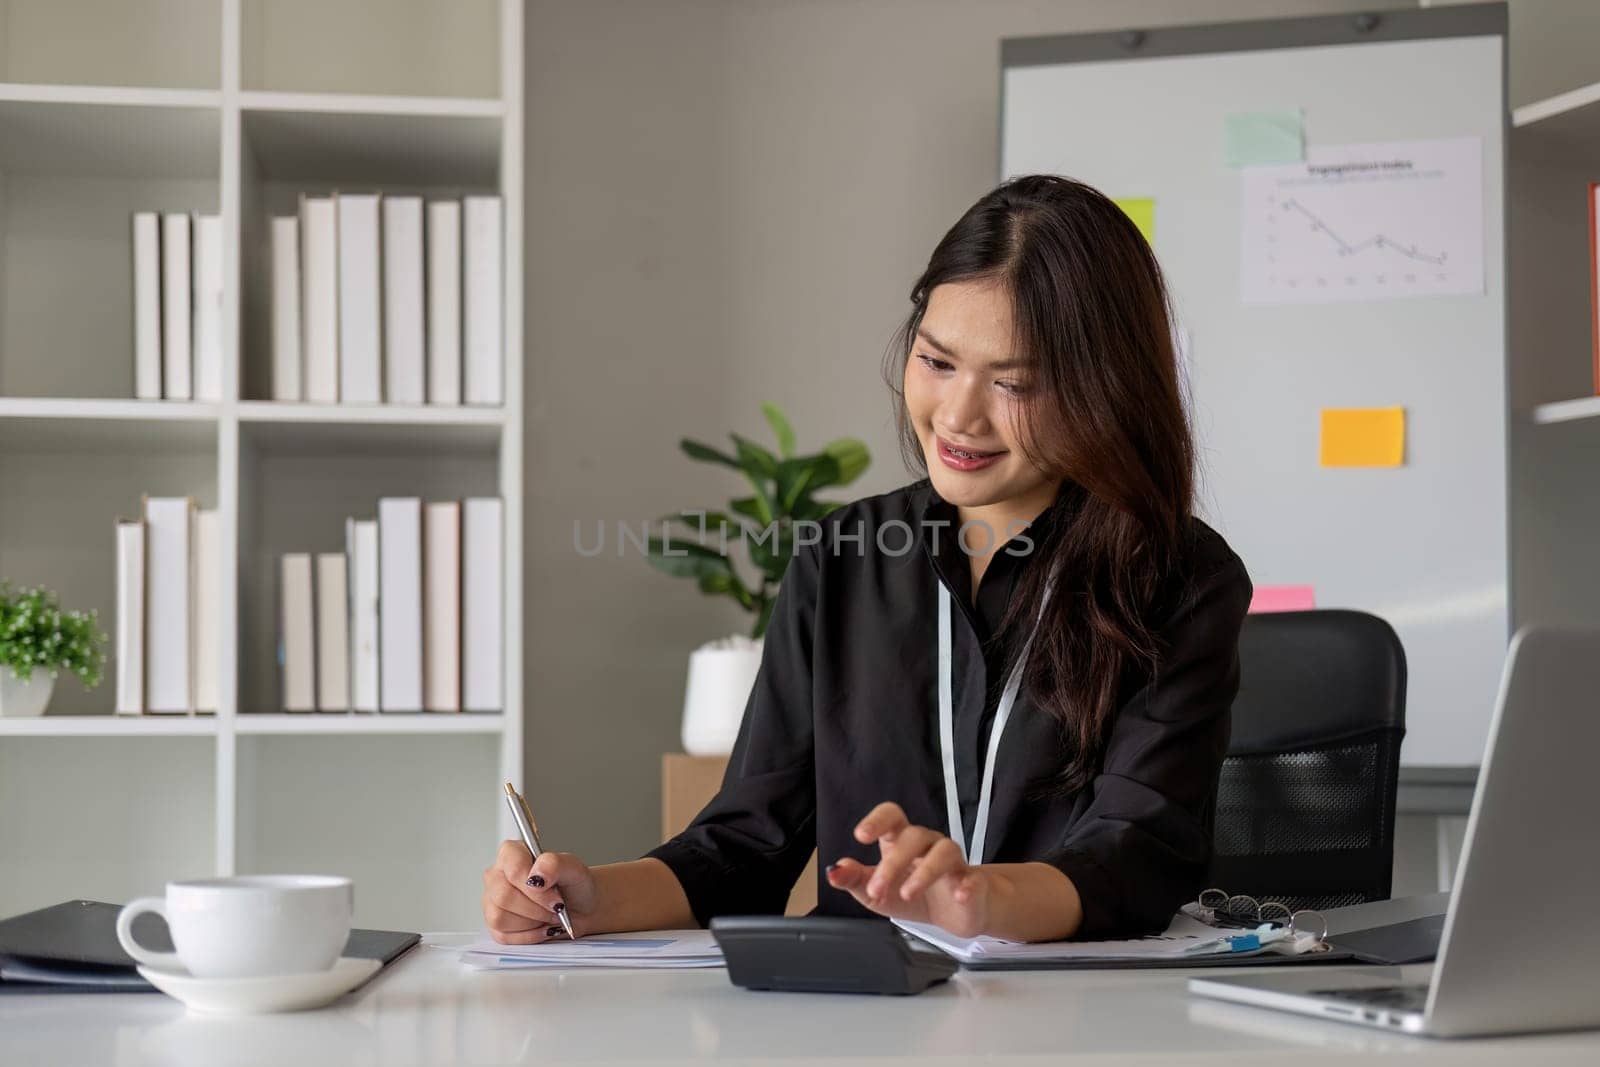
826, 801, 993, 938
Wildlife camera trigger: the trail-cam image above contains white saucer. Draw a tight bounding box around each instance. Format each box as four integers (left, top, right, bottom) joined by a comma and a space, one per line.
138, 956, 381, 1015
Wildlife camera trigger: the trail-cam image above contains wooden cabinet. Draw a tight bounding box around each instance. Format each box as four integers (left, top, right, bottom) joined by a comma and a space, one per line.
661, 754, 818, 916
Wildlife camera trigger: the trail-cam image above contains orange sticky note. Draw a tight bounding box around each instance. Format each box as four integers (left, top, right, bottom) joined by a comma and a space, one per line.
1320, 407, 1405, 468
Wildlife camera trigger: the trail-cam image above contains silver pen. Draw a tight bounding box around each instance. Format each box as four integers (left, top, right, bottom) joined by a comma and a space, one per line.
503, 781, 577, 940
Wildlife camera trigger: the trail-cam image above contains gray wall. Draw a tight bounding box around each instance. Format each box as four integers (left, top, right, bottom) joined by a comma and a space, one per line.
1426, 0, 1600, 110
521, 0, 1417, 866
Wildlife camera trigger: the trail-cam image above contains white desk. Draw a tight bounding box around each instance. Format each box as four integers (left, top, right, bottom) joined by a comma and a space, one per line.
3, 933, 1598, 1066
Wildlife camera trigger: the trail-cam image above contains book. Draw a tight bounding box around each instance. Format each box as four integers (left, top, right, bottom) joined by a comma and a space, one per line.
462, 497, 503, 712
346, 518, 380, 713
131, 213, 162, 401
316, 552, 350, 713
423, 501, 462, 712
426, 200, 462, 406
192, 214, 223, 403
144, 496, 194, 714
378, 498, 423, 712
161, 214, 192, 402
271, 215, 302, 402
192, 509, 219, 714
463, 196, 503, 406
114, 519, 145, 715
280, 554, 315, 713
300, 195, 339, 404
383, 196, 425, 406
337, 192, 382, 405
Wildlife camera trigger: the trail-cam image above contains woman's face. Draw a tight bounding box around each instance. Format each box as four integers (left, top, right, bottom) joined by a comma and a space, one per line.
902, 279, 1059, 517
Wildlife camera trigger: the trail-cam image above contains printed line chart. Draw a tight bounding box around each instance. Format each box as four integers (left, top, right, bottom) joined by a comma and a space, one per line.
1240, 137, 1483, 305
1277, 198, 1447, 265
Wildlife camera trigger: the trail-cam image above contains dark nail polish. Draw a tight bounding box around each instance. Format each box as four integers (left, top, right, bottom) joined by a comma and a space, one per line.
552, 901, 565, 914
547, 926, 565, 938
825, 863, 838, 874
527, 875, 545, 888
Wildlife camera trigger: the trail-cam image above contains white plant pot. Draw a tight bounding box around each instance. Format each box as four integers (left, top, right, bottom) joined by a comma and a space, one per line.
681, 639, 763, 757
0, 668, 55, 717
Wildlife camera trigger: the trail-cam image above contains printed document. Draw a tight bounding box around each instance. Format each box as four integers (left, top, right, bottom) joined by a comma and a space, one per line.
461, 929, 724, 970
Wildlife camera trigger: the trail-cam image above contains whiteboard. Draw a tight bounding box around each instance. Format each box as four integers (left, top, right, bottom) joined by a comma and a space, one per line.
1002, 18, 1506, 767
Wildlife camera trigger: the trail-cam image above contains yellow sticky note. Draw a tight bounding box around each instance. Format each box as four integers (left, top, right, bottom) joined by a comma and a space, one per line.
1113, 197, 1155, 244
1320, 407, 1406, 468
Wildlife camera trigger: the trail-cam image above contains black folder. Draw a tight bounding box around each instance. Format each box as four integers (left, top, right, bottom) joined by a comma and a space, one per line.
0, 900, 420, 994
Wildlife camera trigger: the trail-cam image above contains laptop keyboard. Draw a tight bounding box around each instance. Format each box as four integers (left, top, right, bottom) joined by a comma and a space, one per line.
1311, 984, 1429, 1013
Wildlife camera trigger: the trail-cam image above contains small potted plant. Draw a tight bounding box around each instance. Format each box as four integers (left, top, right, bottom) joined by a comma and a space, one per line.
0, 583, 107, 717
646, 404, 868, 755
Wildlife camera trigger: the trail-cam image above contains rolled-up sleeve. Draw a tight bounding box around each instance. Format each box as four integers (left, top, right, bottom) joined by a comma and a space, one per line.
1043, 548, 1252, 939
644, 542, 820, 926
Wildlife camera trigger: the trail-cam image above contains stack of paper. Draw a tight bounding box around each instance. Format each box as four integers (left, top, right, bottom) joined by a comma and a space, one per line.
460, 930, 724, 971
894, 913, 1235, 964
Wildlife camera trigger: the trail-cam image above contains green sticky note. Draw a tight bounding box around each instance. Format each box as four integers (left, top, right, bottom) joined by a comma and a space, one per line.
1224, 110, 1304, 167
1113, 197, 1155, 244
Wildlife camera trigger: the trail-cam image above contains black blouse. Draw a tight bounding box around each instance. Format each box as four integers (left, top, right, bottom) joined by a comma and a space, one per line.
647, 480, 1253, 939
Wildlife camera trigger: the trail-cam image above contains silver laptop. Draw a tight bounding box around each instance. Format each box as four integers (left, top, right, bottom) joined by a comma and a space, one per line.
1190, 626, 1600, 1038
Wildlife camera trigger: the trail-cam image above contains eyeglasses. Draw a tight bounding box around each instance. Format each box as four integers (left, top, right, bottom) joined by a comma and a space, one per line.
1188, 887, 1329, 946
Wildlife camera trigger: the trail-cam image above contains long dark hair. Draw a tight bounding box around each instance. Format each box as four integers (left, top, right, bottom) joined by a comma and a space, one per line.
885, 174, 1195, 792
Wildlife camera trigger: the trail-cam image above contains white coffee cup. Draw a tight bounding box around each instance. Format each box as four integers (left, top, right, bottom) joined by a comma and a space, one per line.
117, 875, 353, 979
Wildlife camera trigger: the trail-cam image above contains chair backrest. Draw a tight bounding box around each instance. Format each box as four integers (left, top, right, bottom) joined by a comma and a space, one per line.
1206, 609, 1407, 912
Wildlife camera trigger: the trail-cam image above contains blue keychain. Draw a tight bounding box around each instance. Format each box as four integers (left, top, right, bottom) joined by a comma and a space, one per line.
1181, 923, 1316, 957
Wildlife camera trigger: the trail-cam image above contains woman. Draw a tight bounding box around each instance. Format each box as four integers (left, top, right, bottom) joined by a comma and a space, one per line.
482, 175, 1252, 944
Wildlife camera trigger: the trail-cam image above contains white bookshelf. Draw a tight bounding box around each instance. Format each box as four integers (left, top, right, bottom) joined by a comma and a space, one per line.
0, 0, 521, 932
1512, 79, 1600, 428
1508, 73, 1600, 639
1531, 394, 1600, 425
235, 714, 506, 736
0, 717, 219, 737
1512, 79, 1600, 140
0, 397, 222, 421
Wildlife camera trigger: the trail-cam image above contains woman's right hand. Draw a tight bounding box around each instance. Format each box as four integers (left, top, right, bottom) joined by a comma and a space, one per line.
481, 840, 601, 944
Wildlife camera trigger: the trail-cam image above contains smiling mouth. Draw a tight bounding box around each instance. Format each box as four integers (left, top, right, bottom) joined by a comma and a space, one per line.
935, 436, 1006, 472
937, 436, 1002, 459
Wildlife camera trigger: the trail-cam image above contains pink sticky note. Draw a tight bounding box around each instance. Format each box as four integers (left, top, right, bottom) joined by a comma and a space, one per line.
1249, 585, 1316, 614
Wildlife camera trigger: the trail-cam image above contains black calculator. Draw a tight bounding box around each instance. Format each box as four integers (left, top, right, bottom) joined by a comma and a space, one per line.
710, 916, 959, 995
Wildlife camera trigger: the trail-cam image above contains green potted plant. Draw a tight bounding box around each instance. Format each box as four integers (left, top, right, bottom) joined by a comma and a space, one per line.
0, 583, 107, 717
645, 403, 868, 755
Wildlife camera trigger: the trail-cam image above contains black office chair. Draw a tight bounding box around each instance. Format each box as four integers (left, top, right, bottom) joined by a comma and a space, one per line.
1206, 609, 1407, 912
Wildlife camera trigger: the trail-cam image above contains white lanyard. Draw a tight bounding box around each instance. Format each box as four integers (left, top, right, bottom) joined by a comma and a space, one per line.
936, 580, 1050, 865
